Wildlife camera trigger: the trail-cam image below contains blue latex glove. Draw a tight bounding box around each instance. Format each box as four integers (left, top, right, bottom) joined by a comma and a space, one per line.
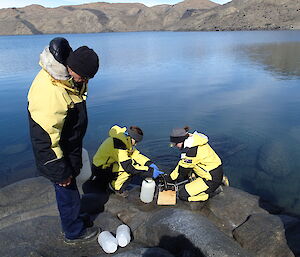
149, 163, 159, 170
152, 168, 164, 179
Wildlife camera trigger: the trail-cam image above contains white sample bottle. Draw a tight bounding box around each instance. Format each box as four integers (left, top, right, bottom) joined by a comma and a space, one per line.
140, 177, 156, 203
116, 224, 131, 247
77, 148, 92, 182
98, 231, 118, 254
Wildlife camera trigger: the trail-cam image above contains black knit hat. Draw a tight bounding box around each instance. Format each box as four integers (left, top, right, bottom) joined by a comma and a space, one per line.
128, 127, 143, 143
67, 46, 99, 79
49, 37, 72, 65
170, 128, 189, 144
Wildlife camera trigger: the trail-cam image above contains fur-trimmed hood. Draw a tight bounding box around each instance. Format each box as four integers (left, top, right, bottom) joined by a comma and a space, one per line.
39, 47, 70, 81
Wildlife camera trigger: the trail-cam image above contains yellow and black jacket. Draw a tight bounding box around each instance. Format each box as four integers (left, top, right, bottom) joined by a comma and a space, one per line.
28, 47, 88, 183
170, 131, 222, 201
92, 125, 154, 190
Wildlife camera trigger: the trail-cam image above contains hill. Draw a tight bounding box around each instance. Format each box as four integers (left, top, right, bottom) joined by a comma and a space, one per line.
0, 0, 299, 35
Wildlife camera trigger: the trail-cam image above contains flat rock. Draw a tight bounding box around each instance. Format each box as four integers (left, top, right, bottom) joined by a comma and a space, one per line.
0, 215, 146, 257
201, 186, 267, 235
233, 213, 295, 257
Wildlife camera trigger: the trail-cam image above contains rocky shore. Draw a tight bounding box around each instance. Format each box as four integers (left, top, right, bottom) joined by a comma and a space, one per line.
0, 176, 299, 257
0, 0, 299, 35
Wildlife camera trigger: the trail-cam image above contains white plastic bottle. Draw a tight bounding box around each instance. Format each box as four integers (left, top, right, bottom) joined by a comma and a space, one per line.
98, 231, 118, 254
140, 177, 156, 203
77, 148, 92, 182
116, 224, 131, 247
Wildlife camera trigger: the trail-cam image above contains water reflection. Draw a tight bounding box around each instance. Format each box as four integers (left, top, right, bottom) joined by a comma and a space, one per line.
242, 42, 300, 79
1, 31, 300, 217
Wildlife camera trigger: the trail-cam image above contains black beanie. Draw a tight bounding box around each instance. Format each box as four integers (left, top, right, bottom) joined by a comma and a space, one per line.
67, 46, 99, 79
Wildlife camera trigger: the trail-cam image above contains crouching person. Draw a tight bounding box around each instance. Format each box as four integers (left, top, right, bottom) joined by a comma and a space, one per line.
86, 125, 164, 197
168, 126, 225, 202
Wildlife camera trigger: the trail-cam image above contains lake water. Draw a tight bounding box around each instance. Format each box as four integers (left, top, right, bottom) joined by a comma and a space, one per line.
0, 31, 300, 216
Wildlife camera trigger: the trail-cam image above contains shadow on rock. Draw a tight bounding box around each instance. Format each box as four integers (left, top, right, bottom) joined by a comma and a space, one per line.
158, 234, 205, 257
279, 215, 300, 257
80, 179, 110, 217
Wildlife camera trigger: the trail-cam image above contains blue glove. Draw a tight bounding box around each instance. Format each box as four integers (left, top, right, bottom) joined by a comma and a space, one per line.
152, 168, 164, 179
149, 163, 159, 170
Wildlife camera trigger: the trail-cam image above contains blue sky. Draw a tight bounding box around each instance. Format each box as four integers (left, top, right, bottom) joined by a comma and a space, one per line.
0, 0, 231, 9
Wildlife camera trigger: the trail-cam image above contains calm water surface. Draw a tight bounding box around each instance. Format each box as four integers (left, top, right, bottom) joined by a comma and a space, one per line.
0, 31, 300, 216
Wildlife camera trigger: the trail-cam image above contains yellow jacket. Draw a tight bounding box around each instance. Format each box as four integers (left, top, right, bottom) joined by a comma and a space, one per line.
170, 132, 222, 181
28, 47, 88, 182
93, 125, 153, 176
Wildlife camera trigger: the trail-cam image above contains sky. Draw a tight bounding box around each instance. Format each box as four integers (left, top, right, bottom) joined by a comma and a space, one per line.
0, 0, 231, 9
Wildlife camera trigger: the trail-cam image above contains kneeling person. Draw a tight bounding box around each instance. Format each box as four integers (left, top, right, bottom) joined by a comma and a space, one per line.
169, 126, 224, 202
90, 125, 163, 196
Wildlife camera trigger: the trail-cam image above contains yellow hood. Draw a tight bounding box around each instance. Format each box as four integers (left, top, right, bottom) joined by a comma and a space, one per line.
109, 125, 132, 149
185, 131, 209, 148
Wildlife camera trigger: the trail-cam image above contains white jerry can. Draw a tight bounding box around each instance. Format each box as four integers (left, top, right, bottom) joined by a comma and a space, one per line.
77, 148, 92, 182
140, 177, 156, 203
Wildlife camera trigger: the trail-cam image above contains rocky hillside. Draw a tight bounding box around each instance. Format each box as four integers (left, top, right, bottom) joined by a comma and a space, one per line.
0, 0, 299, 35
175, 0, 300, 31
0, 0, 218, 35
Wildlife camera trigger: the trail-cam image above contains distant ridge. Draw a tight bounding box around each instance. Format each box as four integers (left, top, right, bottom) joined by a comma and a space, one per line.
0, 0, 299, 35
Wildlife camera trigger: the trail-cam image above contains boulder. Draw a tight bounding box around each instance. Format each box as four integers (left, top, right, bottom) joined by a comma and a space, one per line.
233, 213, 295, 257
0, 177, 57, 229
134, 208, 253, 257
257, 139, 298, 178
201, 186, 268, 235
94, 211, 123, 232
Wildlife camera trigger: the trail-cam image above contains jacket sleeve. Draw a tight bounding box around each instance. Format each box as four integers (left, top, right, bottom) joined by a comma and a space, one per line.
117, 149, 153, 177
28, 80, 74, 183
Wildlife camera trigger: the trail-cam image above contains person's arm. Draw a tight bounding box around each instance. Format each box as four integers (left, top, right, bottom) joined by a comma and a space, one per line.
116, 149, 154, 177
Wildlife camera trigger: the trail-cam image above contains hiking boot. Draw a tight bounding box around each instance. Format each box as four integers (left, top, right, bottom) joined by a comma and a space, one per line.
108, 183, 129, 198
64, 227, 100, 244
80, 213, 94, 228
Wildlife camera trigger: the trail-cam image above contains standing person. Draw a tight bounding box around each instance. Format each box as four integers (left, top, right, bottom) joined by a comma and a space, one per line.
28, 37, 100, 244
86, 125, 164, 197
168, 126, 226, 202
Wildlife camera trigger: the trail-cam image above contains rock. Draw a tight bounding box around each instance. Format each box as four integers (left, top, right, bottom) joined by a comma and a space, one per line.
112, 247, 175, 257
0, 177, 298, 257
278, 215, 300, 256
233, 213, 294, 257
94, 211, 123, 232
201, 187, 268, 236
0, 215, 146, 257
134, 208, 253, 257
258, 138, 298, 178
0, 177, 57, 229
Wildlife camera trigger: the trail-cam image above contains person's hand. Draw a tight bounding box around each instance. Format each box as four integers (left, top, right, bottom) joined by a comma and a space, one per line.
58, 176, 72, 187
149, 163, 159, 170
152, 169, 164, 179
